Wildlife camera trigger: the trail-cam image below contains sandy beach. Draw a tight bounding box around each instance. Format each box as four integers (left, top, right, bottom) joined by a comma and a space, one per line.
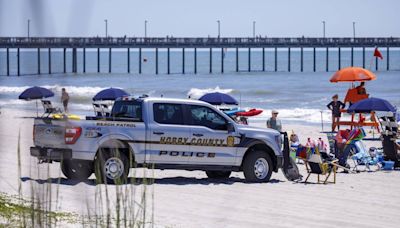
1, 107, 399, 227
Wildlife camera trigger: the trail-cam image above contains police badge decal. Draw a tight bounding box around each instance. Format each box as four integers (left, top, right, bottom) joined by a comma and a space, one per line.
226, 136, 235, 147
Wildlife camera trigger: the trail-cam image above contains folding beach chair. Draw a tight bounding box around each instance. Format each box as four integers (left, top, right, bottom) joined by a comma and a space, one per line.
304, 148, 339, 184
93, 101, 111, 117
41, 100, 61, 117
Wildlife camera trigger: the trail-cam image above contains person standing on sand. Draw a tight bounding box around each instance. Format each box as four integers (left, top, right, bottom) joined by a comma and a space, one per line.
267, 110, 282, 132
327, 94, 345, 132
61, 88, 69, 113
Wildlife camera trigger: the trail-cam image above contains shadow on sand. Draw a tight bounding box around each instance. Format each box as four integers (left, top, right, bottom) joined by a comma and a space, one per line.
21, 176, 283, 186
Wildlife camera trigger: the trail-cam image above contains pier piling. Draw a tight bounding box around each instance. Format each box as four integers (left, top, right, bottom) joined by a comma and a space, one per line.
72, 48, 77, 73
351, 47, 354, 67
63, 48, 66, 73
338, 47, 341, 70
387, 47, 389, 70
139, 48, 142, 74
48, 48, 51, 74
17, 48, 20, 76
155, 48, 158, 75
182, 48, 185, 74
194, 48, 197, 74
313, 47, 316, 72
274, 47, 277, 72
83, 48, 86, 73
236, 48, 239, 72
108, 48, 111, 73
127, 48, 130, 73
288, 47, 291, 72
221, 48, 224, 73
326, 47, 329, 72
248, 48, 251, 72
209, 48, 212, 73
6, 48, 9, 76
262, 48, 265, 71
362, 47, 365, 68
300, 47, 303, 72
97, 48, 100, 73
37, 48, 40, 74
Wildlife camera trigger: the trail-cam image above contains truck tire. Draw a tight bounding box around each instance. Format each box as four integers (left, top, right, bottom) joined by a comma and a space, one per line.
94, 148, 130, 184
205, 171, 231, 179
61, 159, 93, 181
242, 150, 273, 183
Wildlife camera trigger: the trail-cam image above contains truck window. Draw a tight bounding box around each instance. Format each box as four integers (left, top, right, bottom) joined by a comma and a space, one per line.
188, 105, 228, 131
153, 103, 184, 125
111, 100, 142, 120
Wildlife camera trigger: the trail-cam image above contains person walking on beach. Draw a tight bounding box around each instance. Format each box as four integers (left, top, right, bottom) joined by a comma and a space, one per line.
61, 88, 69, 113
327, 94, 345, 132
267, 110, 282, 132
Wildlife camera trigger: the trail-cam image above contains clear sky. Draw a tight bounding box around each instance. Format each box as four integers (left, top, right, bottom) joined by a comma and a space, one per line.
0, 0, 399, 37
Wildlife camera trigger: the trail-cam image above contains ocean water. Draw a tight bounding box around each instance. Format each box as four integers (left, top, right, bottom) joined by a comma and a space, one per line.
0, 49, 399, 126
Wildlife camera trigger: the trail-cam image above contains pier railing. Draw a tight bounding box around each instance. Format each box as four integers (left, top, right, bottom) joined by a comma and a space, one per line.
1, 37, 400, 48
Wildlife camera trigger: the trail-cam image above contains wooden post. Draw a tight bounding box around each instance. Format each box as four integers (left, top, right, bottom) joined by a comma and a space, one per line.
274, 47, 277, 72
83, 48, 86, 73
182, 48, 185, 74
155, 48, 158, 75
97, 48, 100, 73
72, 48, 77, 73
127, 48, 130, 73
326, 47, 329, 72
6, 48, 9, 76
351, 47, 354, 67
248, 48, 251, 72
236, 48, 239, 72
362, 47, 365, 68
139, 48, 142, 74
167, 48, 170, 74
38, 48, 41, 74
338, 47, 341, 70
288, 47, 291, 72
300, 47, 303, 72
221, 48, 224, 73
209, 48, 212, 73
63, 48, 66, 73
387, 46, 389, 70
108, 48, 112, 73
313, 47, 316, 72
262, 47, 265, 71
17, 48, 20, 76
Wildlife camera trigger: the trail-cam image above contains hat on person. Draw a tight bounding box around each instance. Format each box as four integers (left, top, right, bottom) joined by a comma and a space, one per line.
272, 110, 279, 114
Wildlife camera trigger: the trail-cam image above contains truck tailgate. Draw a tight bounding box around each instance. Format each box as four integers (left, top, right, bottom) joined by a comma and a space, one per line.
34, 119, 66, 148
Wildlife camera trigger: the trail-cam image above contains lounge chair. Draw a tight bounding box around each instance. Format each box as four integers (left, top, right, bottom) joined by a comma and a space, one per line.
379, 115, 400, 168
304, 148, 339, 184
41, 100, 61, 117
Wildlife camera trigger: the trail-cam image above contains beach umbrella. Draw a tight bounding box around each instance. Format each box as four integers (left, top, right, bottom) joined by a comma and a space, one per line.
330, 67, 377, 83
92, 88, 129, 101
18, 86, 55, 116
347, 97, 396, 113
199, 92, 238, 105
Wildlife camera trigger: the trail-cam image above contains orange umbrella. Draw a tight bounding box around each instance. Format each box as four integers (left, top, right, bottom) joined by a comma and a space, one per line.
330, 67, 377, 83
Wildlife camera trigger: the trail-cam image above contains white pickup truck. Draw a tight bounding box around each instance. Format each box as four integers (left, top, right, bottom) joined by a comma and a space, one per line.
31, 96, 297, 183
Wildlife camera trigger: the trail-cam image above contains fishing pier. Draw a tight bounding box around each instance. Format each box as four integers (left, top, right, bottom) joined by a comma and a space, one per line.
1, 37, 399, 76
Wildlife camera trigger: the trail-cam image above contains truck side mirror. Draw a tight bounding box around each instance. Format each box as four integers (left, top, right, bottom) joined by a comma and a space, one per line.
227, 122, 235, 133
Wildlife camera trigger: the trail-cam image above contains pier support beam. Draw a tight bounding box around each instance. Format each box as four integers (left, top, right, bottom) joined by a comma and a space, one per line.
139, 48, 142, 74
236, 48, 239, 72
387, 47, 390, 70
313, 47, 316, 72
300, 47, 303, 72
274, 47, 277, 72
63, 48, 66, 73
351, 47, 354, 67
97, 48, 100, 73
127, 48, 130, 73
362, 47, 365, 69
38, 48, 41, 74
182, 48, 185, 74
6, 48, 9, 76
155, 48, 158, 75
72, 48, 77, 73
48, 48, 51, 74
209, 48, 212, 74
338, 47, 341, 70
221, 48, 224, 73
194, 48, 197, 74
168, 48, 171, 74
83, 48, 86, 73
288, 47, 291, 72
108, 48, 112, 73
262, 48, 265, 71
248, 48, 251, 72
326, 47, 329, 72
17, 48, 20, 76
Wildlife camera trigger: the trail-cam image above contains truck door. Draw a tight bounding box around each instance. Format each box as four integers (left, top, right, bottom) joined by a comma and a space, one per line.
147, 103, 191, 164
186, 105, 239, 165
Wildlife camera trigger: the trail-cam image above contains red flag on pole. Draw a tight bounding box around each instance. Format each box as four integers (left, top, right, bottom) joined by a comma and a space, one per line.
373, 47, 383, 59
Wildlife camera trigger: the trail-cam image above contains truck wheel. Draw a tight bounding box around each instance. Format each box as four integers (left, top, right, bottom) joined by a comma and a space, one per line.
61, 159, 93, 181
205, 171, 231, 179
243, 150, 273, 183
94, 149, 129, 184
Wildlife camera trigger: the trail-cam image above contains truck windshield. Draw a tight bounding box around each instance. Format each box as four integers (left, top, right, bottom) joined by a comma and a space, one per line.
111, 100, 142, 121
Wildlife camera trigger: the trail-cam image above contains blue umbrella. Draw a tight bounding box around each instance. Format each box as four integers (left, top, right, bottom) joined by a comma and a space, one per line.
199, 92, 238, 105
347, 97, 396, 113
18, 86, 54, 100
93, 88, 129, 101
